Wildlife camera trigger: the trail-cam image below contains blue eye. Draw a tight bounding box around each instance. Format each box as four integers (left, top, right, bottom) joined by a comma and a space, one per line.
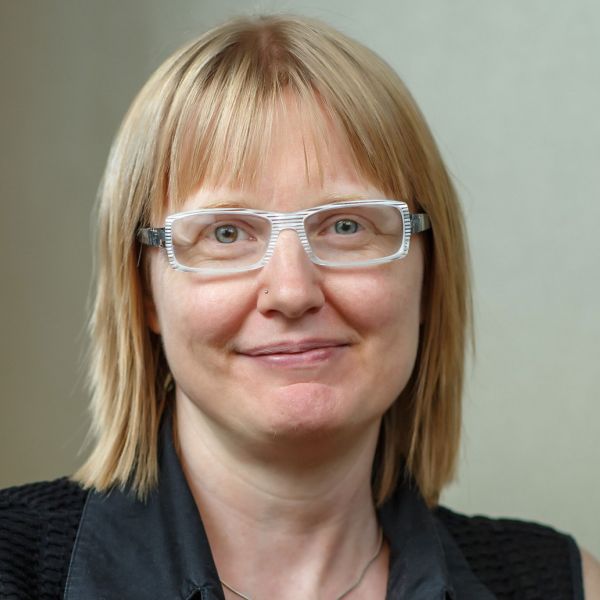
214, 225, 239, 243
334, 219, 360, 234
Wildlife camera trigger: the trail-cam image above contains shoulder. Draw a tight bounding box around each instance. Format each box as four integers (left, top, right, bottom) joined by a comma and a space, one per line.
0, 477, 88, 598
434, 505, 584, 599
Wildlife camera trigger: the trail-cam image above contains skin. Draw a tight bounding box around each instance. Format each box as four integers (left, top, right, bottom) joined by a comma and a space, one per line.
146, 102, 424, 599
583, 548, 600, 599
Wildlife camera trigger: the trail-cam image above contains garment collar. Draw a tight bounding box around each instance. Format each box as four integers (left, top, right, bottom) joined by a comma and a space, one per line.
65, 412, 493, 599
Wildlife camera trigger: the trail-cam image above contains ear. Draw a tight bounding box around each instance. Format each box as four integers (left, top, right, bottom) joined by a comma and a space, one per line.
419, 276, 428, 325
417, 247, 428, 326
141, 254, 161, 334
144, 292, 161, 334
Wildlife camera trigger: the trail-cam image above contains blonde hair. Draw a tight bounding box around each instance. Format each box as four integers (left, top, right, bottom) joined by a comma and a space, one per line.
74, 14, 471, 506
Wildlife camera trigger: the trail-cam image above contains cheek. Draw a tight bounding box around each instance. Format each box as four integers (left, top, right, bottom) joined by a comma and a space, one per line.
326, 262, 423, 339
151, 264, 257, 352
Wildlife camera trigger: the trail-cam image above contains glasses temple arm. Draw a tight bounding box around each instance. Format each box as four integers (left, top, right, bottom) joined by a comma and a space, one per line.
411, 214, 431, 234
137, 227, 166, 248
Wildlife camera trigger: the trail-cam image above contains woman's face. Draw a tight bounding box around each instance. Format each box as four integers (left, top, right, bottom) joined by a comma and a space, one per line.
147, 107, 425, 448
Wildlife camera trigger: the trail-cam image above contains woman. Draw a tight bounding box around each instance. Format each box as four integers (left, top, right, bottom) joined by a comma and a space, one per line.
1, 14, 598, 600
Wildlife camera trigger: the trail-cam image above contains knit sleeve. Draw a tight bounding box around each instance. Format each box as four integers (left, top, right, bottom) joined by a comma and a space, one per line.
435, 506, 584, 600
0, 478, 87, 600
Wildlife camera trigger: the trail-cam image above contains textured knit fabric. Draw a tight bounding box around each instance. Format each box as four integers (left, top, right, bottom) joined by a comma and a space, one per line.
0, 477, 582, 599
434, 506, 582, 599
0, 478, 85, 600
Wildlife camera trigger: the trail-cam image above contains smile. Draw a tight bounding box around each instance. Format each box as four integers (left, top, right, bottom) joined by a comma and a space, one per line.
237, 339, 350, 367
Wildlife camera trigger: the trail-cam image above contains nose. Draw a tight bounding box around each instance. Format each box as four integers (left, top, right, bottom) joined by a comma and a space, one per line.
256, 229, 325, 319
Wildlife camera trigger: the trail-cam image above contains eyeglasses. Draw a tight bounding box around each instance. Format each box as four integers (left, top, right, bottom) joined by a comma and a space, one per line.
137, 199, 431, 274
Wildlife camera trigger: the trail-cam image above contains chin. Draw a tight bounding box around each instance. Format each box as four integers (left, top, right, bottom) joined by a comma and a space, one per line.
250, 382, 366, 441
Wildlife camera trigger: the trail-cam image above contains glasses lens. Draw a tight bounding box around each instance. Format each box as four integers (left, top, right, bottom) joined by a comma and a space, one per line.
170, 212, 271, 270
305, 204, 405, 264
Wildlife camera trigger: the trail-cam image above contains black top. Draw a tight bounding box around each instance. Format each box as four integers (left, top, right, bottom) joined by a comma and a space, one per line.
0, 417, 583, 599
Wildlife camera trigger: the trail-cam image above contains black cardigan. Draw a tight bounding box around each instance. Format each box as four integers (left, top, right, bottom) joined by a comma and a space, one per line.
0, 476, 582, 599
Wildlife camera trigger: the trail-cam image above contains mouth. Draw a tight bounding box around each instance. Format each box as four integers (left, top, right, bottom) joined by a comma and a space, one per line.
239, 339, 350, 356
237, 339, 351, 367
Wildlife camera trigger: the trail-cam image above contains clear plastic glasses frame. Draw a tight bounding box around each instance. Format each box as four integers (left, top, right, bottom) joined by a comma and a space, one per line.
137, 199, 431, 274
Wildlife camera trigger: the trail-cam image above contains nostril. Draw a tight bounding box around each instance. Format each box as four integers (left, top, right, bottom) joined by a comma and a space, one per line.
256, 229, 325, 318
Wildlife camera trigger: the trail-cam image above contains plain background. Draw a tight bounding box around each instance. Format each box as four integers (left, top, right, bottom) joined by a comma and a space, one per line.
1, 1, 598, 556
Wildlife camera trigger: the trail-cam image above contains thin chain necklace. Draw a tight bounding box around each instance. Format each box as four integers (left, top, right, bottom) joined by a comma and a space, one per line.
219, 526, 384, 600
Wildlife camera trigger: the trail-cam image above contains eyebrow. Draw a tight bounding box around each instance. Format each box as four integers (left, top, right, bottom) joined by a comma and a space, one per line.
320, 192, 378, 202
200, 199, 253, 209
194, 192, 378, 211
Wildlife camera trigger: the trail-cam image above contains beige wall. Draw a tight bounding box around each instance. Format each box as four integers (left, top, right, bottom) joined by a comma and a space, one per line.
1, 1, 598, 555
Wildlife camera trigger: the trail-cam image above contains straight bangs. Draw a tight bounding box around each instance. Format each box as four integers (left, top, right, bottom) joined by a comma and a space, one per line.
166, 68, 331, 209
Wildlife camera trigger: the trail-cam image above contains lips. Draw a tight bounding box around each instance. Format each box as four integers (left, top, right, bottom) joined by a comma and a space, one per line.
238, 339, 350, 356
236, 339, 350, 369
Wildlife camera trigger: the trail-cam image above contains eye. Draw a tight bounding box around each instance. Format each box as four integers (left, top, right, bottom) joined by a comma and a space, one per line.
334, 219, 361, 234
214, 224, 247, 243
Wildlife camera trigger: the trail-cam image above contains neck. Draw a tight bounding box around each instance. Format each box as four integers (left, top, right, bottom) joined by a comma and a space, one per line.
174, 396, 388, 599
